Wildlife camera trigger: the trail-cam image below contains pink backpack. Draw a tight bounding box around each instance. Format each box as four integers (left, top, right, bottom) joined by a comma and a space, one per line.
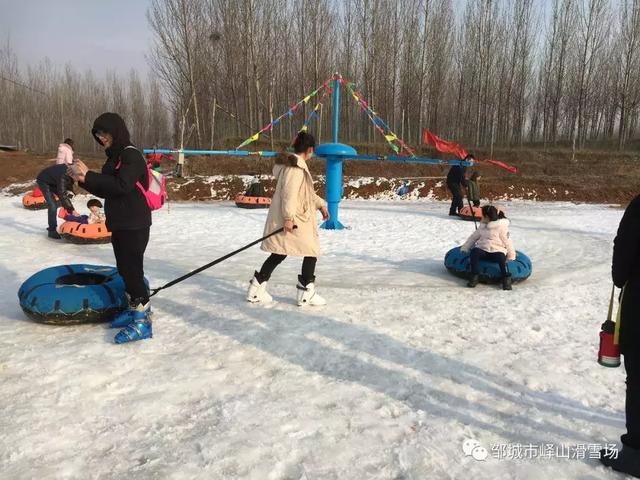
117, 146, 167, 211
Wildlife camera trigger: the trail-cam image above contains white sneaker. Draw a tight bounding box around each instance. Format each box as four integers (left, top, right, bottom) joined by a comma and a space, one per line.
296, 282, 327, 306
247, 276, 273, 303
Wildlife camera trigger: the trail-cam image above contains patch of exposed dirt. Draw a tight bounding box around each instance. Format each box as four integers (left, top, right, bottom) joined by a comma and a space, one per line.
2, 146, 639, 204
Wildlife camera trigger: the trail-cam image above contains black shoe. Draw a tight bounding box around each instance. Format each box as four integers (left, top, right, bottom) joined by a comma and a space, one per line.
600, 445, 640, 478
502, 274, 513, 291
48, 230, 61, 239
449, 212, 459, 217
467, 274, 479, 288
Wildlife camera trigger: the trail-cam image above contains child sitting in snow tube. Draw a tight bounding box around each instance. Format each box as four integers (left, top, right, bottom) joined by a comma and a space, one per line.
461, 205, 515, 290
61, 199, 106, 225
58, 200, 110, 244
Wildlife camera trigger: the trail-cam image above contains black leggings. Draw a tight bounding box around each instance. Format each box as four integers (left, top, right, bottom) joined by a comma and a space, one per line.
111, 228, 150, 304
257, 254, 317, 285
470, 248, 508, 276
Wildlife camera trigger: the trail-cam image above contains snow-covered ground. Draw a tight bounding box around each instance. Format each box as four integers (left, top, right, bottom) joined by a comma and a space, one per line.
0, 195, 631, 479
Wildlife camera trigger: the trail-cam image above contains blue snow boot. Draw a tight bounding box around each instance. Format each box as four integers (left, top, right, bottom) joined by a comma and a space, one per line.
110, 300, 151, 329
114, 319, 153, 344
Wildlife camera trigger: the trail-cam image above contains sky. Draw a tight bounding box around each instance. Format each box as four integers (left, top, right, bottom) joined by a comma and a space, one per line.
0, 0, 153, 76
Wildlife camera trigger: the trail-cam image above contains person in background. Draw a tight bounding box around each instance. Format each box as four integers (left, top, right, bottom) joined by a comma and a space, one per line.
447, 154, 471, 216
55, 138, 74, 165
146, 144, 174, 172
397, 181, 410, 197
460, 205, 515, 290
247, 132, 329, 306
245, 174, 266, 197
600, 194, 640, 478
68, 112, 153, 344
467, 171, 481, 208
35, 164, 77, 239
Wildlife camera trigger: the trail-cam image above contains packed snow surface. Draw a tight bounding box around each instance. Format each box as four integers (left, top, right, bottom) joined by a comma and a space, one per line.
0, 195, 630, 479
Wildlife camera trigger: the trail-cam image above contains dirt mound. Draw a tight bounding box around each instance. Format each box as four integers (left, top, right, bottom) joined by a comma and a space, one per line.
2, 147, 638, 204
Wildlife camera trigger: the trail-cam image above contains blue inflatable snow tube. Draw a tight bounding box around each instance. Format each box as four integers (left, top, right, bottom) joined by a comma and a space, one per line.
444, 246, 532, 283
18, 264, 146, 325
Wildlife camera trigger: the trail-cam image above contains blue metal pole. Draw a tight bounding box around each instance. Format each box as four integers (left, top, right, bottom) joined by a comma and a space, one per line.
332, 77, 340, 143
322, 76, 345, 230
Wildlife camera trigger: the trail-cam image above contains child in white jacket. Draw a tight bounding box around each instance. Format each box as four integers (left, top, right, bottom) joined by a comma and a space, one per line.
461, 205, 516, 290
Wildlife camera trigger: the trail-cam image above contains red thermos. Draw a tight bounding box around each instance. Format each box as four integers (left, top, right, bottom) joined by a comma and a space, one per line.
598, 286, 621, 368
598, 320, 621, 367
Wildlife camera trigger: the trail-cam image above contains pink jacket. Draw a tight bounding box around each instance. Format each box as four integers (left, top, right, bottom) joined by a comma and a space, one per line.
461, 218, 516, 260
56, 143, 74, 165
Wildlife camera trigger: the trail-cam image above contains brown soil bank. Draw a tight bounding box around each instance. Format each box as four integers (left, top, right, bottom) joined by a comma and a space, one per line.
2, 147, 639, 204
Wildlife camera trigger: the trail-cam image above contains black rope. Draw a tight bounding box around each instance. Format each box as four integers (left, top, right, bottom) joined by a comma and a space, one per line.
148, 226, 289, 297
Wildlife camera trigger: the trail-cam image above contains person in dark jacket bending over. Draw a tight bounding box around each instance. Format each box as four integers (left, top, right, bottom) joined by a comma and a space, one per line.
447, 154, 472, 216
36, 164, 78, 239
68, 112, 153, 344
601, 194, 640, 477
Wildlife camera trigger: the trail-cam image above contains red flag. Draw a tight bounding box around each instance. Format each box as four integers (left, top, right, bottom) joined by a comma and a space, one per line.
422, 129, 468, 159
480, 159, 519, 174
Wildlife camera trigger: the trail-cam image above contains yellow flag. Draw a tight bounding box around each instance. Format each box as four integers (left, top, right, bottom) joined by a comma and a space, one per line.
303, 95, 311, 104
385, 133, 397, 142
250, 133, 259, 142
300, 125, 308, 132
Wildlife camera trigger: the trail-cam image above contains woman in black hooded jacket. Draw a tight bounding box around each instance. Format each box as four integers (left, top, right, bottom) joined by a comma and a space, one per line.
69, 112, 153, 344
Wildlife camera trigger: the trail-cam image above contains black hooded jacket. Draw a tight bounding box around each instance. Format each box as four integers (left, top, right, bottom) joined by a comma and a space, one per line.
36, 164, 75, 212
613, 194, 640, 354
81, 112, 151, 231
447, 165, 467, 186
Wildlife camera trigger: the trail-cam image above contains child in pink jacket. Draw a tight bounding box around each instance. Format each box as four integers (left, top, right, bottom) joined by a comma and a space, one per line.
56, 139, 74, 165
461, 205, 516, 290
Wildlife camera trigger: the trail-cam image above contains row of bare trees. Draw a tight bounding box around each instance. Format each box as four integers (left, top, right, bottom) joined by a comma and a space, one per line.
4, 0, 640, 153
149, 0, 640, 151
0, 40, 170, 153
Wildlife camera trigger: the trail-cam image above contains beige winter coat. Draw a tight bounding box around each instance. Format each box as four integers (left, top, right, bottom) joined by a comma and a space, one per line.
261, 153, 327, 257
461, 218, 516, 260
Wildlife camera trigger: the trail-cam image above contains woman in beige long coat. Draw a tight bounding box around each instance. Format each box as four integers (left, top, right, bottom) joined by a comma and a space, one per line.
247, 132, 329, 306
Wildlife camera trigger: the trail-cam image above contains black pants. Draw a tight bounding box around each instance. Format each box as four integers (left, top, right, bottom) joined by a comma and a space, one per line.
623, 349, 640, 449
257, 254, 317, 285
37, 181, 58, 231
448, 182, 464, 214
470, 248, 508, 276
111, 228, 150, 303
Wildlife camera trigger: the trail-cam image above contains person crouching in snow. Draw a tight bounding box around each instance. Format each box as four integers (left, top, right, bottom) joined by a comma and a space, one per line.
247, 132, 329, 306
460, 205, 515, 290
